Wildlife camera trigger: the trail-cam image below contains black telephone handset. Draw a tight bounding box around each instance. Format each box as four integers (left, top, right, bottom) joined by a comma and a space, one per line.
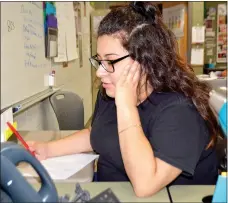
1, 142, 59, 203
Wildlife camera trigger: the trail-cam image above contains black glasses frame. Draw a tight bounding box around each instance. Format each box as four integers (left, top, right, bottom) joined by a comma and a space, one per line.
89, 54, 130, 73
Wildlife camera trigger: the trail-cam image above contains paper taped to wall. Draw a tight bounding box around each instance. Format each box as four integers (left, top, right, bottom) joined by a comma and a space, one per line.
192, 26, 205, 43
18, 153, 99, 180
191, 48, 204, 65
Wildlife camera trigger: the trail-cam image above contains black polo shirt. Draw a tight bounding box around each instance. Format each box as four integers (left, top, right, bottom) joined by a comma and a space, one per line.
90, 91, 218, 185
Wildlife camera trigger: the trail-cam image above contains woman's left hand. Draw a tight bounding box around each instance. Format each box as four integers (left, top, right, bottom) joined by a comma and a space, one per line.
115, 61, 141, 108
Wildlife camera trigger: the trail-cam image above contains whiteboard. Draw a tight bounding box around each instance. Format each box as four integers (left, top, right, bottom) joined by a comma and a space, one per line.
1, 2, 51, 109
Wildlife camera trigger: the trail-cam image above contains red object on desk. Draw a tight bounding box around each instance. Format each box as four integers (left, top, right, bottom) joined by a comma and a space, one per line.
6, 122, 36, 157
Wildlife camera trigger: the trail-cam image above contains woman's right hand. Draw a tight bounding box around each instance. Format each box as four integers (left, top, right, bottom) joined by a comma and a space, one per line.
27, 141, 50, 161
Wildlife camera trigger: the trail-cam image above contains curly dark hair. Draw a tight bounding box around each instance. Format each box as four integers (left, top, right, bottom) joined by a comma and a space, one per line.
97, 2, 220, 148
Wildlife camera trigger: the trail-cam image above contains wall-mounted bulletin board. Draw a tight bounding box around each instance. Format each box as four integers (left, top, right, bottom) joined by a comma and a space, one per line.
204, 2, 227, 70
216, 4, 227, 63
204, 6, 217, 64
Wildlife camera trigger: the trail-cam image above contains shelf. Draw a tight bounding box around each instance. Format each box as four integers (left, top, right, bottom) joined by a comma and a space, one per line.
204, 68, 227, 71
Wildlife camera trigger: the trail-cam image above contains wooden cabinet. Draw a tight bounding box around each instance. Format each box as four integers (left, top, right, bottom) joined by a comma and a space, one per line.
162, 2, 188, 63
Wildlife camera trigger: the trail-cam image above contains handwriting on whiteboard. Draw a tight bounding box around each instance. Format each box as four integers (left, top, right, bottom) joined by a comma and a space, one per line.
21, 4, 32, 16
30, 2, 42, 9
21, 3, 48, 68
7, 20, 15, 32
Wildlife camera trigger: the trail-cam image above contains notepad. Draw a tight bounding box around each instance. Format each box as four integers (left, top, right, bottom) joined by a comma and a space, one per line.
19, 153, 99, 180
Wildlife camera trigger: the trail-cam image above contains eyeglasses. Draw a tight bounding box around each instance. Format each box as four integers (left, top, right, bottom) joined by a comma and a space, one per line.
89, 54, 130, 73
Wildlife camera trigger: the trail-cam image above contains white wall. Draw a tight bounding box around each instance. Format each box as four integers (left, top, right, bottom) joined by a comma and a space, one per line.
14, 2, 94, 130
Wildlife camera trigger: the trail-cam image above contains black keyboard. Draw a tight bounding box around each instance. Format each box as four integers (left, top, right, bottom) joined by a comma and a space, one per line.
88, 188, 121, 203
59, 183, 121, 203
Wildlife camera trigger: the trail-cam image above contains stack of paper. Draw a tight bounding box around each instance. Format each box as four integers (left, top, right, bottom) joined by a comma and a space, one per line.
19, 153, 99, 180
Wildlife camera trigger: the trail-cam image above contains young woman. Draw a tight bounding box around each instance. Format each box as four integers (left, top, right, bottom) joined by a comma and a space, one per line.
28, 2, 220, 197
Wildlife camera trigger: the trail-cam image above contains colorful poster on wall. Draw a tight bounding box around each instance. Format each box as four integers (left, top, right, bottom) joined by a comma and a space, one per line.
204, 6, 217, 64
216, 4, 227, 63
163, 4, 185, 38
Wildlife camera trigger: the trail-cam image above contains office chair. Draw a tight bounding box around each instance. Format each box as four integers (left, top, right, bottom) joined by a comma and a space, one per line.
49, 90, 84, 130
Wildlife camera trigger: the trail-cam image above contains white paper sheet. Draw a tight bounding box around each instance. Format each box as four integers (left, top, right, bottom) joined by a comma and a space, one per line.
192, 26, 205, 43
65, 2, 78, 61
54, 3, 67, 62
54, 2, 78, 62
191, 48, 204, 65
20, 153, 99, 180
1, 107, 13, 142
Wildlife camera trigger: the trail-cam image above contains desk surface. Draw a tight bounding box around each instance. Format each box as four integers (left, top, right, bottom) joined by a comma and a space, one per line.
18, 131, 94, 183
18, 132, 169, 202
17, 131, 214, 202
32, 182, 170, 202
169, 185, 215, 202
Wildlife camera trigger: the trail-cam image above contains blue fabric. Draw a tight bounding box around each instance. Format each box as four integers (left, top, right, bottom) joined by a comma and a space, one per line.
212, 175, 227, 203
219, 102, 227, 137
